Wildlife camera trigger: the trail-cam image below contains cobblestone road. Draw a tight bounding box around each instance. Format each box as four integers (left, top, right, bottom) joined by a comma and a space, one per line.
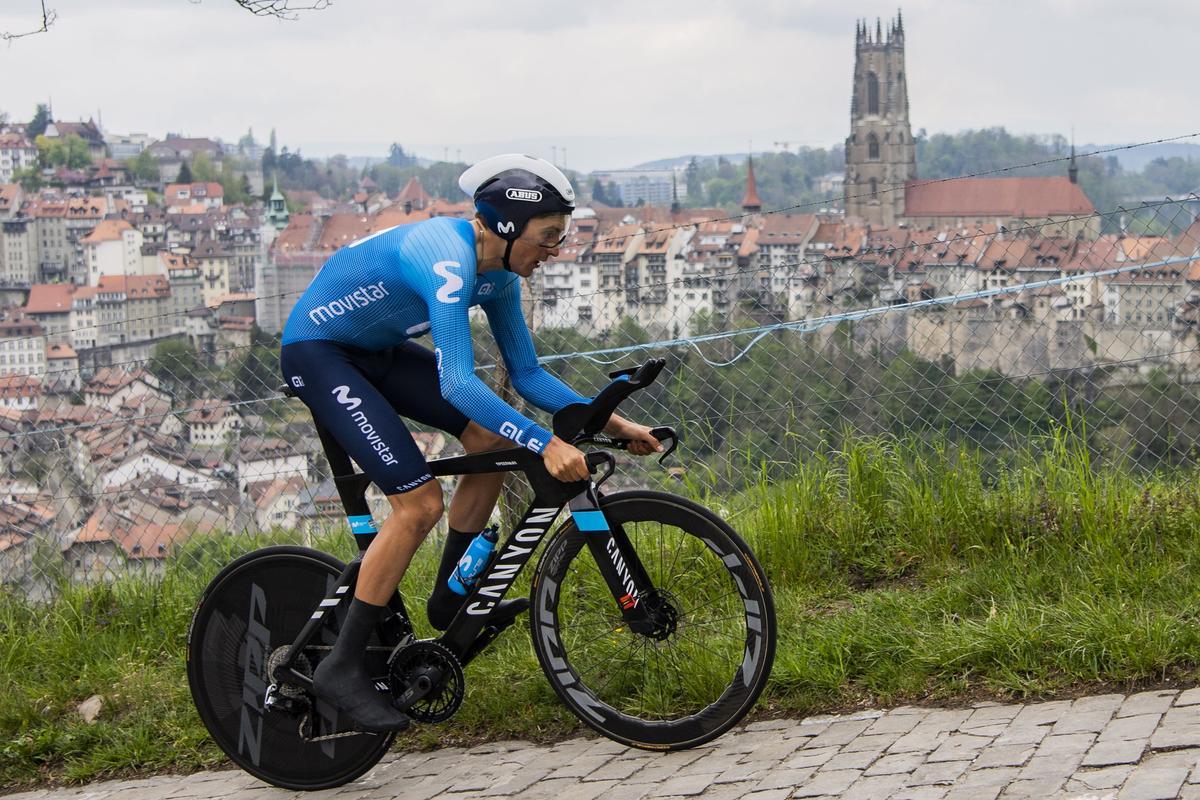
9, 689, 1200, 799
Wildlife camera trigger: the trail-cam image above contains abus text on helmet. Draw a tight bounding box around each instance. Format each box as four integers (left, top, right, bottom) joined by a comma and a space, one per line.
505, 188, 542, 202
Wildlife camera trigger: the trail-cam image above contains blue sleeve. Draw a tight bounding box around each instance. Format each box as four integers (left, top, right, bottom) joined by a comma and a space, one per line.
484, 278, 590, 415
399, 221, 554, 454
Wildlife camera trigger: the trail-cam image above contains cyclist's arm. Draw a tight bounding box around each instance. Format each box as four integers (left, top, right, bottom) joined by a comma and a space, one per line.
483, 279, 589, 414
404, 228, 554, 454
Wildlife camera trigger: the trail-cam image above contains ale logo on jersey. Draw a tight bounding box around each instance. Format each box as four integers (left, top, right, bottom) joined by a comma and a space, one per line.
505, 188, 542, 202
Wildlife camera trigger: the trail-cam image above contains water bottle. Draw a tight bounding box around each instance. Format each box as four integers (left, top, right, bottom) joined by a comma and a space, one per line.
447, 526, 499, 596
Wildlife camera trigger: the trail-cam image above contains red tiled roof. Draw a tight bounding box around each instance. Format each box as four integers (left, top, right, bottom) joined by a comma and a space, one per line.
594, 223, 643, 255
0, 133, 34, 149
219, 316, 254, 331
96, 274, 171, 298
737, 226, 760, 257
904, 177, 1095, 218
759, 213, 818, 245
0, 314, 44, 337
185, 400, 231, 425
272, 214, 320, 253
86, 367, 157, 396
0, 184, 19, 215
398, 176, 432, 207
25, 283, 75, 314
0, 375, 42, 398
80, 219, 133, 245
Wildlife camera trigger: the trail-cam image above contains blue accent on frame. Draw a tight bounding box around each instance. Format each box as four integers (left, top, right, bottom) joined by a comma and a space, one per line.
347, 515, 377, 535
571, 510, 610, 532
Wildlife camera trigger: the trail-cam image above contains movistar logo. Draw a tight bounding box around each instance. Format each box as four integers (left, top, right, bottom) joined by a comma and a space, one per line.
433, 261, 463, 303
497, 221, 515, 234
308, 281, 389, 325
506, 188, 542, 202
331, 385, 362, 410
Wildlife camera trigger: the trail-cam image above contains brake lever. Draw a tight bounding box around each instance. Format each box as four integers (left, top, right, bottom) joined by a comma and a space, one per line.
585, 451, 616, 486
648, 426, 678, 465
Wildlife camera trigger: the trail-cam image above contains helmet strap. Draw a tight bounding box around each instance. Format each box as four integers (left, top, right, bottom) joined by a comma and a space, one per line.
502, 239, 515, 272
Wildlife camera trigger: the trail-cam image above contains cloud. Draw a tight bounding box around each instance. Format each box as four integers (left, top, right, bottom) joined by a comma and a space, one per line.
1, 0, 1198, 171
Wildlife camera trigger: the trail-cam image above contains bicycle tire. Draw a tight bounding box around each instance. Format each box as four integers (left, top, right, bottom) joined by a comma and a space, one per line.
186, 545, 401, 790
530, 490, 776, 750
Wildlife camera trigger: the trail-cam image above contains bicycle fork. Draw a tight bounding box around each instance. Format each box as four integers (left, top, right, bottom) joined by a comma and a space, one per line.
568, 488, 665, 636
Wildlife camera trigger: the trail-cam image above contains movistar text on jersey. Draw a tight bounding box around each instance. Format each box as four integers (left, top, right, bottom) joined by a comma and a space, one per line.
308, 282, 390, 325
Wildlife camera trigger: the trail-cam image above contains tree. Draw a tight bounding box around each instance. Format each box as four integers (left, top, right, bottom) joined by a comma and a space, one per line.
28, 104, 50, 137
387, 143, 414, 168
686, 157, 701, 199
34, 134, 91, 169
126, 150, 159, 184
217, 160, 246, 205
176, 160, 194, 184
12, 166, 43, 191
229, 0, 330, 19
149, 339, 203, 396
191, 152, 218, 182
2, 1, 55, 42
232, 337, 281, 398
237, 127, 257, 157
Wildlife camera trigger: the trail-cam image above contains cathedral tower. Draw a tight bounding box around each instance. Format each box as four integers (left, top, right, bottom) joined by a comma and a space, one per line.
843, 13, 916, 228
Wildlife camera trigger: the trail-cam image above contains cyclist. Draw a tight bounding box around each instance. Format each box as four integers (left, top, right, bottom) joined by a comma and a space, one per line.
279, 154, 663, 732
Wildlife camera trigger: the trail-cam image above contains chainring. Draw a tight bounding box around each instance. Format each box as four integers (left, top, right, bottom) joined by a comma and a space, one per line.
387, 640, 465, 723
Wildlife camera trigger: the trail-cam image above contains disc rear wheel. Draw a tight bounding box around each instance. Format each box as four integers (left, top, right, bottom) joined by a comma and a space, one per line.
186, 545, 404, 790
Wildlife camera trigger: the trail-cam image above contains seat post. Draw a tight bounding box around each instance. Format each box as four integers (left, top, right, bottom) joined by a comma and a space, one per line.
312, 418, 378, 552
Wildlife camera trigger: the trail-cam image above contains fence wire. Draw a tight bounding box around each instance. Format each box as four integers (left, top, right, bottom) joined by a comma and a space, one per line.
2, 183, 1199, 601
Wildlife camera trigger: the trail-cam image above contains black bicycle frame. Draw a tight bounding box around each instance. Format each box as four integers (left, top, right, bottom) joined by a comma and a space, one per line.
275, 427, 660, 687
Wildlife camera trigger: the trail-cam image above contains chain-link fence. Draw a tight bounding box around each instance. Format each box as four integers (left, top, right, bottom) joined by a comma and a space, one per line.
1, 181, 1198, 600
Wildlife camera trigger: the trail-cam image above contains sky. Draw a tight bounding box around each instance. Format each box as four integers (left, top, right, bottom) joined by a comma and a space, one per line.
1, 0, 1198, 172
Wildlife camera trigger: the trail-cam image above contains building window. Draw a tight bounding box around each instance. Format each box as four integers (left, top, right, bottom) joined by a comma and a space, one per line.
868, 133, 880, 160
870, 178, 878, 198
867, 72, 880, 115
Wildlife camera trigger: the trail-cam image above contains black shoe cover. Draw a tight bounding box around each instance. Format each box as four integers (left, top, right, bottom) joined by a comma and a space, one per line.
312, 655, 410, 733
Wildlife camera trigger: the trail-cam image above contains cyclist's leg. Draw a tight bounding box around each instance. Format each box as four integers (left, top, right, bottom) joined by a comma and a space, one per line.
369, 342, 522, 630
281, 340, 444, 731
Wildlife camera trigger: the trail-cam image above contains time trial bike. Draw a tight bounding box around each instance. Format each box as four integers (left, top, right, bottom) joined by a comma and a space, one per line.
186, 358, 776, 790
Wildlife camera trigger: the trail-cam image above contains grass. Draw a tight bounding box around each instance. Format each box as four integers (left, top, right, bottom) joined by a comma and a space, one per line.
5, 426, 1200, 788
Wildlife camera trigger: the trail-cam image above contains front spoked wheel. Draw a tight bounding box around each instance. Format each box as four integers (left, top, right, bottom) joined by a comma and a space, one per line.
530, 490, 776, 750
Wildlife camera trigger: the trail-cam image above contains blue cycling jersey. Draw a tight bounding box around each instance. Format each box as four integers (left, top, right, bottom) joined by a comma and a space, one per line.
282, 216, 586, 454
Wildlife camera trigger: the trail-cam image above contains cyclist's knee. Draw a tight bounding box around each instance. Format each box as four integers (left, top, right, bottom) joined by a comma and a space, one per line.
459, 421, 506, 453
387, 481, 444, 532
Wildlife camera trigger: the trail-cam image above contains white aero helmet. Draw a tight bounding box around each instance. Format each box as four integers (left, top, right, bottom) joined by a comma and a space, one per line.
459, 154, 576, 271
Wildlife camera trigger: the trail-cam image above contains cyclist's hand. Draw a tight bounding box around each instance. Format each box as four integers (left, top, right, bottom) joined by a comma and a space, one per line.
543, 436, 590, 482
605, 417, 664, 457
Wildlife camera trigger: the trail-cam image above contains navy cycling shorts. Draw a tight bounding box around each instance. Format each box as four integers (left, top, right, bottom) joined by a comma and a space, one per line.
280, 339, 470, 495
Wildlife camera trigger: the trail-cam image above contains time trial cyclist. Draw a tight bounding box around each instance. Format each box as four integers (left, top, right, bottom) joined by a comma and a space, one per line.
278, 154, 663, 732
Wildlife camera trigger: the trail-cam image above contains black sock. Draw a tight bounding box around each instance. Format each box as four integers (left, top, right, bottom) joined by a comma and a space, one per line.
427, 527, 474, 630
330, 597, 381, 662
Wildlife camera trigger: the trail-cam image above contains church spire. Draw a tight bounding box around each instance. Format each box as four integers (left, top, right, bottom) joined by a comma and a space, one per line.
1068, 140, 1078, 184
741, 155, 762, 213
844, 12, 915, 228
